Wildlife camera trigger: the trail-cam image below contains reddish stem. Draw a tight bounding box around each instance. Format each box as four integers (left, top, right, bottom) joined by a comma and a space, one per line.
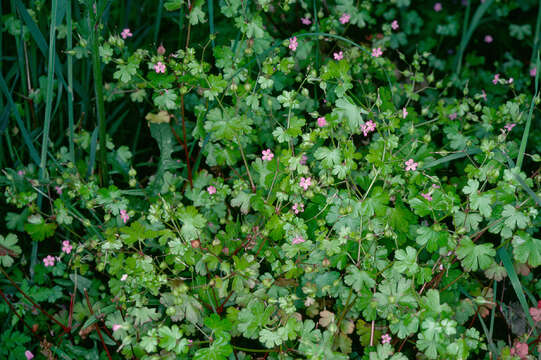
0, 267, 69, 332
84, 289, 112, 360
0, 288, 36, 335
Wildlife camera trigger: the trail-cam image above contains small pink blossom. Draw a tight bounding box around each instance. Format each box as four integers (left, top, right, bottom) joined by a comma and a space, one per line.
154, 61, 166, 74
529, 306, 541, 322
504, 123, 516, 132
530, 67, 537, 77
18, 170, 24, 176
492, 73, 500, 85
121, 28, 133, 39
339, 13, 351, 25
508, 77, 514, 84
381, 333, 391, 344
439, 264, 444, 271
404, 158, 418, 171
292, 236, 305, 245
120, 209, 130, 224
317, 117, 327, 127
25, 351, 34, 360
289, 37, 298, 51
361, 120, 376, 136
301, 17, 311, 25
391, 20, 399, 30
121, 274, 128, 281
299, 177, 312, 190
484, 35, 493, 43
449, 112, 457, 120
334, 51, 344, 60
300, 155, 308, 165
421, 192, 432, 201
262, 149, 274, 161
55, 186, 63, 195
481, 89, 487, 101
434, 2, 442, 12
510, 342, 529, 360
188, 339, 194, 345
402, 107, 408, 119
43, 255, 55, 267
207, 185, 217, 195
292, 203, 304, 214
157, 44, 166, 55
432, 184, 440, 189
371, 47, 383, 58
61, 240, 72, 254
112, 324, 123, 332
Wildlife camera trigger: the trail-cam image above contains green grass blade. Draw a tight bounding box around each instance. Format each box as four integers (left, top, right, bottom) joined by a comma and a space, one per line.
208, 0, 215, 49
66, 0, 75, 164
39, 0, 58, 181
455, 0, 494, 75
421, 148, 482, 169
87, 127, 99, 179
154, 0, 163, 45
531, 0, 541, 64
497, 248, 537, 334
0, 72, 40, 165
516, 51, 539, 170
89, 5, 110, 186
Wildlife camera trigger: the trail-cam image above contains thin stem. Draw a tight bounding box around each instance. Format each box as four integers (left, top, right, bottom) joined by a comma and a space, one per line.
180, 95, 193, 187
237, 136, 256, 192
84, 289, 112, 360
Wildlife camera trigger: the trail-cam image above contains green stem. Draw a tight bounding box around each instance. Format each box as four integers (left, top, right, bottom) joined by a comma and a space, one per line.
67, 0, 75, 164
90, 10, 109, 186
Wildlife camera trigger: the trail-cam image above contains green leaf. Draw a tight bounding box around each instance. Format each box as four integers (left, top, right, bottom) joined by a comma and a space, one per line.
237, 301, 274, 339
502, 205, 529, 231
456, 238, 495, 271
178, 206, 207, 241
194, 333, 232, 360
113, 62, 137, 83
0, 234, 21, 267
333, 97, 366, 131
512, 232, 541, 267
24, 215, 57, 242
416, 226, 448, 253
344, 265, 375, 292
164, 0, 183, 11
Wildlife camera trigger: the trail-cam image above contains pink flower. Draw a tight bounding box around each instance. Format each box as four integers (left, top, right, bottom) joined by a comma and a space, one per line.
300, 155, 308, 165
301, 17, 311, 25
381, 333, 391, 344
371, 48, 383, 58
508, 77, 514, 84
432, 184, 440, 189
339, 13, 351, 24
510, 342, 529, 359
206, 185, 217, 195
434, 2, 442, 12
157, 44, 166, 55
25, 351, 34, 360
439, 264, 444, 271
484, 35, 493, 43
529, 307, 541, 322
18, 170, 24, 176
530, 67, 537, 77
154, 61, 166, 74
289, 37, 298, 51
262, 149, 274, 161
43, 255, 55, 267
121, 274, 128, 281
504, 123, 516, 132
292, 203, 304, 214
317, 117, 327, 127
402, 107, 408, 119
361, 120, 376, 136
299, 177, 312, 190
112, 324, 123, 332
492, 73, 500, 85
188, 339, 194, 345
55, 186, 63, 195
334, 51, 344, 60
61, 240, 72, 254
391, 20, 399, 30
481, 89, 487, 101
404, 159, 418, 171
120, 209, 130, 224
121, 28, 133, 39
421, 192, 432, 201
449, 112, 457, 120
292, 236, 305, 245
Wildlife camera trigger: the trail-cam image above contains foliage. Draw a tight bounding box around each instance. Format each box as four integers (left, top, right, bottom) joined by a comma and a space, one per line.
1, 0, 540, 359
